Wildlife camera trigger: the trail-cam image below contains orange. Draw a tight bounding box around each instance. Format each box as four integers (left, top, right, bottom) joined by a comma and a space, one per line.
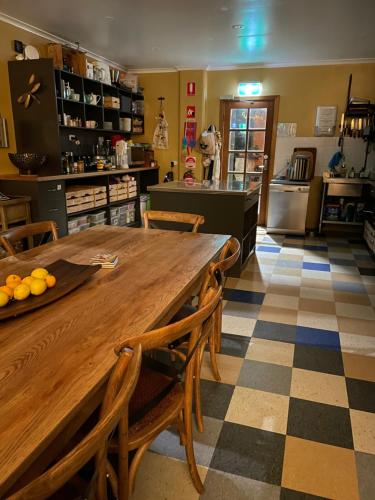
45, 274, 57, 288
0, 285, 13, 298
5, 274, 22, 289
30, 278, 47, 296
0, 291, 9, 307
13, 284, 31, 301
31, 268, 49, 279
22, 276, 34, 287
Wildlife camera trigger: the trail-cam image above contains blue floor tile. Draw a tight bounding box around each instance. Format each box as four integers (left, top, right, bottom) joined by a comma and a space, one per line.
223, 288, 265, 305
256, 245, 281, 253
302, 262, 331, 272
295, 326, 340, 351
304, 245, 328, 252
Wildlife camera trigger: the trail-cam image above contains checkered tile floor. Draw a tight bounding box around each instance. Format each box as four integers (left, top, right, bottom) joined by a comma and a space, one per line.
132, 230, 375, 500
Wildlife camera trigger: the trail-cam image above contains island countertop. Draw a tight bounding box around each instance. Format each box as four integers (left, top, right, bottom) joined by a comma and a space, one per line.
147, 180, 261, 196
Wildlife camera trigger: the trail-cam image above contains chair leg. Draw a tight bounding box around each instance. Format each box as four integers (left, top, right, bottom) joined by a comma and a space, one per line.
177, 410, 187, 445
215, 300, 222, 353
209, 324, 221, 382
193, 342, 205, 433
183, 401, 204, 494
128, 441, 153, 495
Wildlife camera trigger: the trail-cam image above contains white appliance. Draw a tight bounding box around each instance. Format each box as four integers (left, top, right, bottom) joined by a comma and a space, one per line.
267, 181, 310, 234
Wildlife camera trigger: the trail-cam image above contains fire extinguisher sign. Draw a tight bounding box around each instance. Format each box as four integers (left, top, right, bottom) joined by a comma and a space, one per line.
187, 82, 196, 96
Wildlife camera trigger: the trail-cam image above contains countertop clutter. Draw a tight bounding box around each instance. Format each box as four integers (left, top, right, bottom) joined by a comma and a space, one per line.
148, 179, 261, 196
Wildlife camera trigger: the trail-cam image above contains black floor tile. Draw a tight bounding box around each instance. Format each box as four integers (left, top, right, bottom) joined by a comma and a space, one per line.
280, 488, 328, 499
237, 359, 292, 395
287, 397, 353, 449
219, 333, 250, 358
223, 288, 265, 305
358, 267, 375, 276
198, 379, 235, 420
329, 258, 356, 267
293, 344, 344, 375
252, 320, 296, 343
210, 421, 285, 485
346, 378, 375, 413
303, 245, 328, 252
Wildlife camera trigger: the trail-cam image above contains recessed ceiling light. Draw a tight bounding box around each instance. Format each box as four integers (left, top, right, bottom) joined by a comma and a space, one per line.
151, 46, 160, 51
220, 6, 229, 11
232, 24, 245, 30
105, 15, 115, 21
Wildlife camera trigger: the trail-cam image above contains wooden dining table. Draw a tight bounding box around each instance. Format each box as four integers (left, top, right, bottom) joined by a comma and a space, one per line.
0, 225, 229, 496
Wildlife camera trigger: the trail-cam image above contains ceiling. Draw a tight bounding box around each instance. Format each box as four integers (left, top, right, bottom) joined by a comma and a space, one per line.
0, 0, 374, 70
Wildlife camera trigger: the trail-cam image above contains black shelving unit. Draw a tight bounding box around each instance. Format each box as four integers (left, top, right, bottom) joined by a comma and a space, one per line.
8, 59, 145, 175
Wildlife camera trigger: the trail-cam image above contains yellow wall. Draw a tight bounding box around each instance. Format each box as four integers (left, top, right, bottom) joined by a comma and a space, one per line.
0, 20, 48, 174
135, 71, 180, 180
206, 64, 375, 136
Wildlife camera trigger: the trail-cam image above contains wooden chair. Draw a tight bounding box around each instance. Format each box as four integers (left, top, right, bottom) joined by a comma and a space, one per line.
9, 344, 142, 500
0, 220, 59, 256
171, 237, 240, 432
143, 210, 204, 233
112, 276, 222, 495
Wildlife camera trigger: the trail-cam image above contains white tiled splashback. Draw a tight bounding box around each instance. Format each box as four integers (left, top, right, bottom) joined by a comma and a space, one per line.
273, 136, 375, 178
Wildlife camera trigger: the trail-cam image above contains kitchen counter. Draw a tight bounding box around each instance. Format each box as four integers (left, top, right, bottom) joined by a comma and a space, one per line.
148, 179, 261, 196
148, 179, 260, 277
0, 165, 159, 182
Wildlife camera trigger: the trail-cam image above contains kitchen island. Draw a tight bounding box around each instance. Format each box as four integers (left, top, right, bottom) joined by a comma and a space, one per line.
148, 179, 260, 276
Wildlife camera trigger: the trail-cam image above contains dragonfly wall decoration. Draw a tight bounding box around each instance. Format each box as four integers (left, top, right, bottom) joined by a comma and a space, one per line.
17, 74, 41, 109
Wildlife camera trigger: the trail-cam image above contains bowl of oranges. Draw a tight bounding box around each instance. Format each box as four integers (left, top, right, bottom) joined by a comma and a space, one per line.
0, 268, 57, 309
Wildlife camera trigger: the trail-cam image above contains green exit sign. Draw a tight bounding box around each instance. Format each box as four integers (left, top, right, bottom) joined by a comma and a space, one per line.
238, 82, 262, 96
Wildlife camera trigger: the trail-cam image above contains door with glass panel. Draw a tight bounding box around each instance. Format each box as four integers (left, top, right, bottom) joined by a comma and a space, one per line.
220, 98, 278, 225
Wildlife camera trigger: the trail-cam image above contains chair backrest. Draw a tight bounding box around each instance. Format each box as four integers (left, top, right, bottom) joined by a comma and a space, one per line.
116, 273, 221, 424
143, 210, 204, 233
0, 221, 59, 256
199, 237, 241, 303
9, 344, 142, 500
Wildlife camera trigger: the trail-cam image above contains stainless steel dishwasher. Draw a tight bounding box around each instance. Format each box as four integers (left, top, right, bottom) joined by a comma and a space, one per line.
266, 181, 310, 234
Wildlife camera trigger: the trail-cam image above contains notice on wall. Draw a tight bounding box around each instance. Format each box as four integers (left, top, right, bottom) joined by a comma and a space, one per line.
277, 123, 297, 137
315, 106, 337, 136
187, 82, 196, 96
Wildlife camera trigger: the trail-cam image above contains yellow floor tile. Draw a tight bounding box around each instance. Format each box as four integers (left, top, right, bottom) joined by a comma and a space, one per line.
200, 352, 243, 385
297, 311, 338, 331
335, 302, 375, 320
273, 267, 302, 277
337, 317, 375, 337
225, 386, 289, 434
263, 293, 299, 310
258, 305, 298, 325
266, 284, 300, 297
331, 272, 363, 283
224, 277, 268, 293
301, 278, 333, 290
282, 436, 359, 500
290, 368, 349, 407
132, 452, 207, 500
350, 409, 375, 455
299, 298, 336, 315
300, 287, 335, 301
333, 290, 370, 305
342, 352, 375, 381
246, 338, 295, 367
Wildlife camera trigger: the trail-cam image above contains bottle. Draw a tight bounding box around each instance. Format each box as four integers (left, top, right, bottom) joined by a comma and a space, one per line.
62, 153, 69, 174
348, 167, 355, 178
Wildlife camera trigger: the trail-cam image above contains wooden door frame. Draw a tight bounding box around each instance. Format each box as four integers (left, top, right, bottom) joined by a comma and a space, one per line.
219, 95, 280, 225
